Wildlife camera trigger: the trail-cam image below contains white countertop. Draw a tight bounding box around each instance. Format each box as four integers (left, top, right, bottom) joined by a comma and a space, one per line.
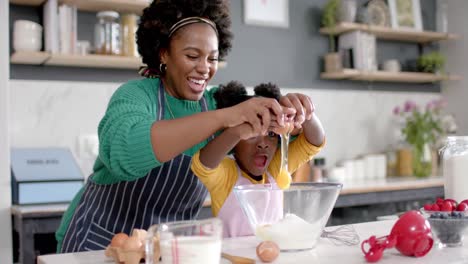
37, 219, 468, 264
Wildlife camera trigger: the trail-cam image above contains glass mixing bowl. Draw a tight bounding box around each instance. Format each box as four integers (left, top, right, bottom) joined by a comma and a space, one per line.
234, 182, 342, 251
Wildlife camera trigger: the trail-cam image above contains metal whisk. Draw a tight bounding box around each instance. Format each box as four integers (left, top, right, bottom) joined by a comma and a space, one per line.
321, 225, 360, 246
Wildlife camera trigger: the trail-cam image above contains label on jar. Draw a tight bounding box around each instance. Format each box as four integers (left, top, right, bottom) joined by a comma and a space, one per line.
111, 23, 121, 55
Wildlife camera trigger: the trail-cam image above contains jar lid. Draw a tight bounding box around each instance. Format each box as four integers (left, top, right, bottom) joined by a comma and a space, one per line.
97, 11, 120, 19
446, 136, 468, 143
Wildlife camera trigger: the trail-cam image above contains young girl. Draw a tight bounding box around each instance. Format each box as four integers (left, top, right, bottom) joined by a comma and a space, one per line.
191, 82, 325, 237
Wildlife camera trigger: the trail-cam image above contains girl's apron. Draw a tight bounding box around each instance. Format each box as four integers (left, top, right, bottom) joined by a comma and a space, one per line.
61, 83, 213, 253
217, 164, 283, 238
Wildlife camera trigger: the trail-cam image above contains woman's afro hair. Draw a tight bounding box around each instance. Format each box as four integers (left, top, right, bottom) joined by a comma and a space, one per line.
214, 81, 282, 109
137, 0, 233, 70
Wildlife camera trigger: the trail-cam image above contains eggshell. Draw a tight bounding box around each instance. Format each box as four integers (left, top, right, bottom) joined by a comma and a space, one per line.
273, 122, 293, 135
110, 233, 129, 248
131, 228, 148, 243
256, 241, 280, 263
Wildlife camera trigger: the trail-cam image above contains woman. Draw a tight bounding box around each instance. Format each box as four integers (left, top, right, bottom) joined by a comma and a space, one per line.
56, 0, 290, 253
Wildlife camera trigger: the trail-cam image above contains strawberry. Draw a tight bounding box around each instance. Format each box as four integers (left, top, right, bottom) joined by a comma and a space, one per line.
456, 202, 468, 212
423, 204, 433, 211
441, 201, 453, 212
431, 204, 441, 211
444, 199, 458, 210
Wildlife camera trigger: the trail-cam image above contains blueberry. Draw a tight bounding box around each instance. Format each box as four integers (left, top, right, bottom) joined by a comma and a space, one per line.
431, 212, 442, 219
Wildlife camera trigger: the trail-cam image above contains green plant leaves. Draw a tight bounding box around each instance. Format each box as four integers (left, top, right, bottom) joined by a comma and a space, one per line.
417, 52, 446, 73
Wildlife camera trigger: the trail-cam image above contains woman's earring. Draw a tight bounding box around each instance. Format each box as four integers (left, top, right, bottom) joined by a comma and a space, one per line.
159, 63, 167, 74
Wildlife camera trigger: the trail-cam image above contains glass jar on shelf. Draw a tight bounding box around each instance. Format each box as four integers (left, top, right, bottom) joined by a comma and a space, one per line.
436, 0, 448, 33
94, 11, 121, 55
121, 13, 139, 57
440, 136, 468, 202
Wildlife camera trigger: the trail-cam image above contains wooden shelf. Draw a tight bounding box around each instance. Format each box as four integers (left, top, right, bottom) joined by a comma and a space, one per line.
10, 0, 148, 14
10, 51, 49, 65
10, 0, 45, 5
62, 0, 148, 14
11, 52, 142, 69
319, 22, 459, 43
10, 51, 228, 70
47, 53, 143, 69
321, 69, 462, 83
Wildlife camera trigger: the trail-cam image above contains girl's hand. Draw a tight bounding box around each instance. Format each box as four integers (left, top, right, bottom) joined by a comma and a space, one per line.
279, 93, 315, 129
224, 97, 295, 135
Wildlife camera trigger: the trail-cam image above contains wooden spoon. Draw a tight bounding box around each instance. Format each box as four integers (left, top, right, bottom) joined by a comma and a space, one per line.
221, 252, 256, 264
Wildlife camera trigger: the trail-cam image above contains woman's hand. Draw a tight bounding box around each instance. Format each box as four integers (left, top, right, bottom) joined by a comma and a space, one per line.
223, 97, 295, 135
229, 123, 258, 141
279, 93, 315, 129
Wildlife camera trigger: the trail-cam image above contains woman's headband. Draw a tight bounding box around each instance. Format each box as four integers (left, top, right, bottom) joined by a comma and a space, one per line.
168, 17, 218, 38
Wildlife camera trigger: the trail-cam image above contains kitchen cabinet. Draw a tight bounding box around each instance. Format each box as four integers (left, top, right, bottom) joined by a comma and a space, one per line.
331, 177, 444, 225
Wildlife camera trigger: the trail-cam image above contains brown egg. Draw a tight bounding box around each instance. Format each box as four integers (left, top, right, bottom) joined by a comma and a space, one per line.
122, 236, 143, 251
110, 233, 129, 248
256, 241, 280, 263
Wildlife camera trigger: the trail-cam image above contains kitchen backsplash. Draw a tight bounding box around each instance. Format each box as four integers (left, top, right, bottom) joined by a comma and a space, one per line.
9, 80, 440, 178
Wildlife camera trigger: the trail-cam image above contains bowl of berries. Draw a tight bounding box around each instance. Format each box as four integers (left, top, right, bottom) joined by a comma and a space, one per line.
421, 198, 468, 248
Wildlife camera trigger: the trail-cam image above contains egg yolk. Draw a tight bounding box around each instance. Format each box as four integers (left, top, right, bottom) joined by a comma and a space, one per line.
276, 168, 291, 189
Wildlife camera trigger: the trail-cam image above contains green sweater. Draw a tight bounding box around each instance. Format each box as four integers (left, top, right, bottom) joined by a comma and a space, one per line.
56, 78, 218, 252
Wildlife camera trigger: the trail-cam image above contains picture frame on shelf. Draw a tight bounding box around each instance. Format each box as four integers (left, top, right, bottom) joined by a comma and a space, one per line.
243, 0, 289, 28
387, 0, 422, 31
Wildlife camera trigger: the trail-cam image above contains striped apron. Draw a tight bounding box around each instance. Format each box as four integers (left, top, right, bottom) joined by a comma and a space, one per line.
60, 83, 212, 253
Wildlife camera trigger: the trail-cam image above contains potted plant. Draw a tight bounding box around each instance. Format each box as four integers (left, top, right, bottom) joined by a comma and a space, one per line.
322, 0, 342, 72
393, 100, 446, 177
417, 51, 446, 74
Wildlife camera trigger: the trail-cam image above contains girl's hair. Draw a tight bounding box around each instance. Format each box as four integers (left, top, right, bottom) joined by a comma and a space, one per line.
214, 81, 282, 109
137, 0, 233, 70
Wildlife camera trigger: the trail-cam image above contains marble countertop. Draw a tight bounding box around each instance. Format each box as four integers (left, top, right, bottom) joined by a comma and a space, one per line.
37, 218, 468, 264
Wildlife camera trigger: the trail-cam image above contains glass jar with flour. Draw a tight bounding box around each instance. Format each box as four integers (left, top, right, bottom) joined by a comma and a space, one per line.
441, 136, 468, 202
